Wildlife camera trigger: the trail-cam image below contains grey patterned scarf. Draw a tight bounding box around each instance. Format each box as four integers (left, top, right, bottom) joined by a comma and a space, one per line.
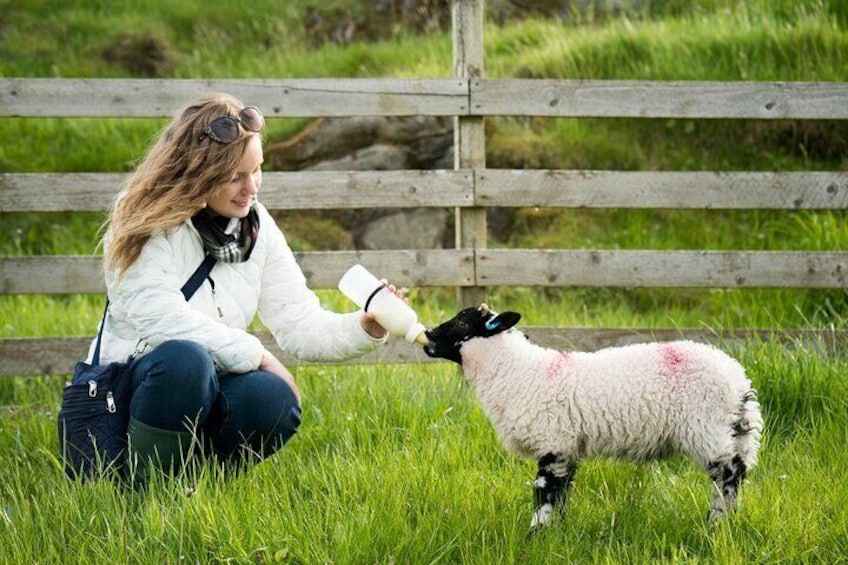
191, 205, 260, 263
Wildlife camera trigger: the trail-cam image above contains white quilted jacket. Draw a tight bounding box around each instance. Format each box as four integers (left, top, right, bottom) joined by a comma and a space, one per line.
88, 202, 385, 372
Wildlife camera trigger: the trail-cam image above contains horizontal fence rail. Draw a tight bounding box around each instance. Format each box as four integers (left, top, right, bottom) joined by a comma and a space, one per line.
3, 326, 846, 377
4, 170, 848, 213
478, 250, 848, 288
3, 76, 848, 375
0, 250, 476, 295
3, 250, 847, 296
0, 78, 469, 118
477, 170, 848, 209
4, 78, 848, 120
0, 170, 474, 212
471, 79, 848, 119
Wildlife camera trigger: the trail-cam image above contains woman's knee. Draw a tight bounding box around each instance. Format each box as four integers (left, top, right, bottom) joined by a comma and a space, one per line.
214, 371, 302, 458
247, 373, 301, 441
273, 383, 302, 441
149, 339, 213, 376
130, 340, 218, 429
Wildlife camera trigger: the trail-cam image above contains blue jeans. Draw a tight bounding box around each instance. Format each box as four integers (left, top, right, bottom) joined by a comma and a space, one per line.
128, 340, 301, 463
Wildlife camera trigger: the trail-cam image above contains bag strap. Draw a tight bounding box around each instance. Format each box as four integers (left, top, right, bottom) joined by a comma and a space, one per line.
180, 254, 217, 301
91, 301, 110, 365
92, 255, 218, 364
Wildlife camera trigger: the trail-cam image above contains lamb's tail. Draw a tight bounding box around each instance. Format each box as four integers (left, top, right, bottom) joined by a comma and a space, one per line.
733, 388, 763, 470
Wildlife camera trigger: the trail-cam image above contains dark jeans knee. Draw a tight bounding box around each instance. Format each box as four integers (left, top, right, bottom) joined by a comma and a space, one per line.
130, 340, 218, 431
207, 370, 301, 461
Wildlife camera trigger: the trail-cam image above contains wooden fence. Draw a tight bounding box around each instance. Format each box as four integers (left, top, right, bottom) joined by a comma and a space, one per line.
2, 1, 848, 376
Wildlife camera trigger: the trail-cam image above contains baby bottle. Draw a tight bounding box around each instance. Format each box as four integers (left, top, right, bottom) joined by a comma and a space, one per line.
338, 264, 428, 345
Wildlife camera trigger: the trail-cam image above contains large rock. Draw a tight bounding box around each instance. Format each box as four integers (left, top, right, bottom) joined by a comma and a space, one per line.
265, 116, 455, 250
266, 116, 453, 171
359, 209, 449, 250
309, 144, 410, 171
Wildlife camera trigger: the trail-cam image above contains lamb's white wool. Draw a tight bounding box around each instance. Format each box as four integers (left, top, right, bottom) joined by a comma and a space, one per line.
462, 332, 759, 470
423, 306, 763, 531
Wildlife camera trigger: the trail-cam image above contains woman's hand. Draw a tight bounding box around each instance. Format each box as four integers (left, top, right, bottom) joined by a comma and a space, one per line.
359, 281, 408, 339
259, 349, 301, 404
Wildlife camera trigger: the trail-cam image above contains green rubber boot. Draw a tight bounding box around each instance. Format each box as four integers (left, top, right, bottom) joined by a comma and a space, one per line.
127, 416, 195, 487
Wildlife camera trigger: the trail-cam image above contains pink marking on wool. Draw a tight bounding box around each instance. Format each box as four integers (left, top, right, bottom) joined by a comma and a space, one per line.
546, 351, 571, 379
660, 344, 686, 376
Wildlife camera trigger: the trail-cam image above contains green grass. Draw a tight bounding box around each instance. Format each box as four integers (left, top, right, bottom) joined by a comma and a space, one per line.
2, 343, 847, 563
488, 8, 848, 81
2, 1, 848, 562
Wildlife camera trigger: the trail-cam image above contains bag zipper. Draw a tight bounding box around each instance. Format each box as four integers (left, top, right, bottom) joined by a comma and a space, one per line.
65, 380, 117, 414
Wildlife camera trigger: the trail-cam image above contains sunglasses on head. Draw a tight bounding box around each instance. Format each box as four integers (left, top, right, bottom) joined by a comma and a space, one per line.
199, 106, 264, 144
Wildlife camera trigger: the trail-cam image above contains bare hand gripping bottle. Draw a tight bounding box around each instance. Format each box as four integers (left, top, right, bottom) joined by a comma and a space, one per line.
338, 264, 428, 345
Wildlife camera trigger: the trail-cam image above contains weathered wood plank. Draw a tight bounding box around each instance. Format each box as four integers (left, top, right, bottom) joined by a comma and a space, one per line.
3, 327, 846, 376
477, 249, 848, 288
1, 256, 106, 295
0, 337, 90, 376
478, 170, 848, 209
6, 170, 847, 213
294, 249, 475, 288
260, 170, 473, 209
0, 173, 125, 212
453, 0, 488, 310
0, 335, 437, 377
522, 326, 848, 353
0, 170, 474, 212
0, 250, 475, 295
7, 249, 846, 294
0, 78, 469, 118
6, 78, 848, 120
471, 79, 848, 119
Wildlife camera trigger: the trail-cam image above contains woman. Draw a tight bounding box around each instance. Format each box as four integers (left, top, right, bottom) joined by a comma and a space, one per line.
93, 93, 396, 479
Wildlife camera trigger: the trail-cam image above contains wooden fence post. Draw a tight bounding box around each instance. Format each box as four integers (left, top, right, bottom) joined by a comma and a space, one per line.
452, 0, 487, 308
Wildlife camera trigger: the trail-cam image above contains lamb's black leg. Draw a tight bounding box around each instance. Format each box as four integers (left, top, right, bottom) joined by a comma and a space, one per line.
707, 455, 747, 523
530, 453, 577, 530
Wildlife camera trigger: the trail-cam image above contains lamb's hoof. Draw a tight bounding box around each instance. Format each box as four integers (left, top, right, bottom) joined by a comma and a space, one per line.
707, 508, 727, 526
527, 520, 552, 538
528, 503, 554, 536
527, 525, 544, 538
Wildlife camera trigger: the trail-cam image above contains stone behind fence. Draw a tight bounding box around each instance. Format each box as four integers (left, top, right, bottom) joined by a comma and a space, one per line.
266, 115, 455, 250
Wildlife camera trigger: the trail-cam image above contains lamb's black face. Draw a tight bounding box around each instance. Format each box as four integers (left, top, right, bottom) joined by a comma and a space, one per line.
423, 305, 521, 364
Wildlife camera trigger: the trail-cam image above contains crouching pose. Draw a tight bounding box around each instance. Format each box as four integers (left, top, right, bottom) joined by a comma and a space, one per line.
423, 305, 762, 530
93, 93, 402, 482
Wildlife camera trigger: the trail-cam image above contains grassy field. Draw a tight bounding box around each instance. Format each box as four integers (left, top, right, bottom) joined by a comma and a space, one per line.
2, 343, 848, 563
2, 0, 848, 562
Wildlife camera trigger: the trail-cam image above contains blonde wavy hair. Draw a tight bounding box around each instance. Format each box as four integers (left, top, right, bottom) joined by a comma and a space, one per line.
103, 93, 260, 275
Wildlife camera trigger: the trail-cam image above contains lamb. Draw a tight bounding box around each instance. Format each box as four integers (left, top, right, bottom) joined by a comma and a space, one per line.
423, 304, 763, 531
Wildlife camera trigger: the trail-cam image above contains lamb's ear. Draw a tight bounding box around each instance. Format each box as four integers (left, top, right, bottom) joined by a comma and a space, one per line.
482, 311, 521, 336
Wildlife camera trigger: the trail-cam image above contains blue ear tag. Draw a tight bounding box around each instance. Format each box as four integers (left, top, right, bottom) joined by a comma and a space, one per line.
485, 318, 500, 331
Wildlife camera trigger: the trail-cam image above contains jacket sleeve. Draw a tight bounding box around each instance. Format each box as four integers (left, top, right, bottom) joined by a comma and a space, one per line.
106, 234, 265, 373
256, 209, 386, 362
